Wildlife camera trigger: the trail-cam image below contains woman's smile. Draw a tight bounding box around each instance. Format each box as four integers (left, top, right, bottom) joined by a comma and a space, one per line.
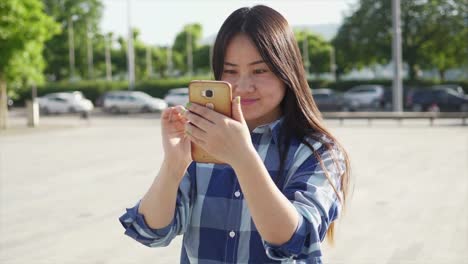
240, 98, 259, 106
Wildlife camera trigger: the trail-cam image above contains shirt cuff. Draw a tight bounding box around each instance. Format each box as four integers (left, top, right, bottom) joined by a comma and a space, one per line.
119, 201, 174, 239
263, 215, 308, 260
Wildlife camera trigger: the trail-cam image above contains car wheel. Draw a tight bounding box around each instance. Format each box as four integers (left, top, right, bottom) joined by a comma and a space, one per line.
141, 105, 151, 113
460, 103, 468, 112
109, 106, 120, 114
41, 107, 50, 115
412, 104, 423, 112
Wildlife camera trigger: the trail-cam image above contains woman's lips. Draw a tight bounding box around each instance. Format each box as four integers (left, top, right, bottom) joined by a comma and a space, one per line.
240, 98, 258, 106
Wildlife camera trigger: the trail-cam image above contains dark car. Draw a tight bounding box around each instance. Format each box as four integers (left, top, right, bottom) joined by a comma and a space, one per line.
380, 86, 417, 111
409, 86, 468, 112
312, 88, 354, 112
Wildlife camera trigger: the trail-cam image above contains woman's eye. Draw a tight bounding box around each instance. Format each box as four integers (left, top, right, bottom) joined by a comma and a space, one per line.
254, 69, 268, 74
223, 70, 236, 74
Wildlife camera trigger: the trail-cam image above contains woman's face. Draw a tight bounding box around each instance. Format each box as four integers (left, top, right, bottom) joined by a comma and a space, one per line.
221, 33, 286, 130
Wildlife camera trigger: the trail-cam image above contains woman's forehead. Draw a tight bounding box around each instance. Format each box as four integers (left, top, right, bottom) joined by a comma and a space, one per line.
224, 34, 263, 63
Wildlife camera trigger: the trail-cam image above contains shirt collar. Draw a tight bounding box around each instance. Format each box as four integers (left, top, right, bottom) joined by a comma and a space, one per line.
251, 116, 284, 144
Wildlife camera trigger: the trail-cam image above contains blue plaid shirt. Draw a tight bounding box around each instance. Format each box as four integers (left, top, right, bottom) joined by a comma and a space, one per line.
119, 118, 345, 263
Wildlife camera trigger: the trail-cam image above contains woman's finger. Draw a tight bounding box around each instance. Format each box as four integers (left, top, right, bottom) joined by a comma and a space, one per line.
185, 123, 206, 146
184, 111, 214, 132
187, 103, 224, 124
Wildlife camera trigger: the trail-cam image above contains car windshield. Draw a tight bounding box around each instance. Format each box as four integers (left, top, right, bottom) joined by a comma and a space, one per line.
135, 92, 152, 99
73, 93, 83, 99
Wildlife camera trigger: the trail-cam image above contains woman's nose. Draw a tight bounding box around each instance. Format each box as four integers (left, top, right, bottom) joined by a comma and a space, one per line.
233, 76, 255, 93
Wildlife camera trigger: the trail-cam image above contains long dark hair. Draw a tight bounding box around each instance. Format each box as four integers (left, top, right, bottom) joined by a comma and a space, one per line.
212, 5, 351, 244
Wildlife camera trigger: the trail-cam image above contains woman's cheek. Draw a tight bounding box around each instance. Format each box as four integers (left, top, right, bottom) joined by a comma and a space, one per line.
221, 75, 237, 84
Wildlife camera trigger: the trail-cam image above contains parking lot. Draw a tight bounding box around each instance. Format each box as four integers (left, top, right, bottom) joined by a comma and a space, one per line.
1, 110, 467, 264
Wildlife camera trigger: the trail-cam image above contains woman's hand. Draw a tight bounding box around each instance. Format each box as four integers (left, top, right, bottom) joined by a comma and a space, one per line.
184, 96, 255, 166
161, 106, 192, 170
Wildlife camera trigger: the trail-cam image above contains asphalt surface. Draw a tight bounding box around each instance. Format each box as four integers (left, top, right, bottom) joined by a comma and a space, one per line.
1, 109, 467, 264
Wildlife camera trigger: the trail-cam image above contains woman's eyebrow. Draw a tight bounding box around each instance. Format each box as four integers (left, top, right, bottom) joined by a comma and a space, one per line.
224, 60, 265, 66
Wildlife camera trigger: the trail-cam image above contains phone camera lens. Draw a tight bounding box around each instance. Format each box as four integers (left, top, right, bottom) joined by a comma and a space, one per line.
205, 90, 213, 98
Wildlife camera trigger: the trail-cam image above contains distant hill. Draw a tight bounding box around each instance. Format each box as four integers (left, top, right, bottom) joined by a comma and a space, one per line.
200, 23, 339, 45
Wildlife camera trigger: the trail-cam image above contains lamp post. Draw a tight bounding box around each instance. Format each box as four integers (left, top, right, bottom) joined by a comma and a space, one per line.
167, 46, 173, 77
86, 21, 94, 79
68, 15, 78, 81
187, 31, 193, 77
127, 0, 135, 90
146, 46, 153, 78
392, 0, 403, 112
330, 46, 337, 82
105, 34, 112, 81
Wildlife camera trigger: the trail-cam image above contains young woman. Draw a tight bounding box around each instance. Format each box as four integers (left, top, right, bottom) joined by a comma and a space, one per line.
120, 5, 350, 263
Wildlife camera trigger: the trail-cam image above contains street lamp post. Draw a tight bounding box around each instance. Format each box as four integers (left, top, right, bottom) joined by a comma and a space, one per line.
392, 0, 403, 112
167, 46, 173, 77
146, 46, 153, 78
105, 34, 112, 81
86, 21, 94, 79
68, 16, 77, 81
330, 47, 337, 82
187, 32, 193, 77
127, 0, 135, 90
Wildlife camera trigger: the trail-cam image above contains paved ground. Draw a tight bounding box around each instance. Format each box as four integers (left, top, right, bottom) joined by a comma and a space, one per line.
0, 109, 467, 264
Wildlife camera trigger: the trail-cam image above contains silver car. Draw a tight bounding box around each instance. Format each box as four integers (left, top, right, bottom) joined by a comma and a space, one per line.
38, 91, 94, 115
164, 88, 189, 107
343, 85, 385, 110
102, 91, 167, 114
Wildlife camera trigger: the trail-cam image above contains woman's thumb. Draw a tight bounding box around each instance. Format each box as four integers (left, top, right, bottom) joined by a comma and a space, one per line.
232, 96, 245, 123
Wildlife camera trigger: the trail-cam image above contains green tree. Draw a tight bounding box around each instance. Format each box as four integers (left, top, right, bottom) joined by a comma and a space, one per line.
193, 45, 211, 74
172, 23, 203, 74
42, 0, 103, 80
0, 0, 60, 129
152, 46, 170, 78
333, 0, 467, 80
296, 31, 332, 79
420, 1, 468, 80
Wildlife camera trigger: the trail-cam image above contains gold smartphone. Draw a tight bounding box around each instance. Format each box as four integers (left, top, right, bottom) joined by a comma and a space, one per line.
188, 80, 232, 164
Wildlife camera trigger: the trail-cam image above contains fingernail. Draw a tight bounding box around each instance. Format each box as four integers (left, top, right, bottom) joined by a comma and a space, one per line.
236, 96, 241, 105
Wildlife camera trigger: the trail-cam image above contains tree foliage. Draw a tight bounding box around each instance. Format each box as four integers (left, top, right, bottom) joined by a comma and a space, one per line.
333, 0, 468, 80
42, 0, 103, 80
295, 31, 333, 78
0, 0, 59, 86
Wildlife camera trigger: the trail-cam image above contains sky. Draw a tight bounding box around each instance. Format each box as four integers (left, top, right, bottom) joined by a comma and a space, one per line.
100, 0, 358, 46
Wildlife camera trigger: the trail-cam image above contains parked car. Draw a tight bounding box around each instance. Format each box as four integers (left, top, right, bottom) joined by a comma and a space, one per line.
164, 88, 189, 106
343, 85, 385, 111
312, 88, 354, 111
409, 86, 468, 112
102, 91, 167, 114
38, 91, 94, 115
380, 86, 417, 111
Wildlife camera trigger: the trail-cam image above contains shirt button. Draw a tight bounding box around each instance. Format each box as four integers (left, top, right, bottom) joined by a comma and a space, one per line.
229, 231, 236, 238
234, 191, 241, 198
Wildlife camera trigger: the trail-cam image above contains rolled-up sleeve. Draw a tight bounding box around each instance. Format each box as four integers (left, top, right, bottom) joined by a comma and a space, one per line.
119, 162, 196, 247
264, 143, 346, 261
